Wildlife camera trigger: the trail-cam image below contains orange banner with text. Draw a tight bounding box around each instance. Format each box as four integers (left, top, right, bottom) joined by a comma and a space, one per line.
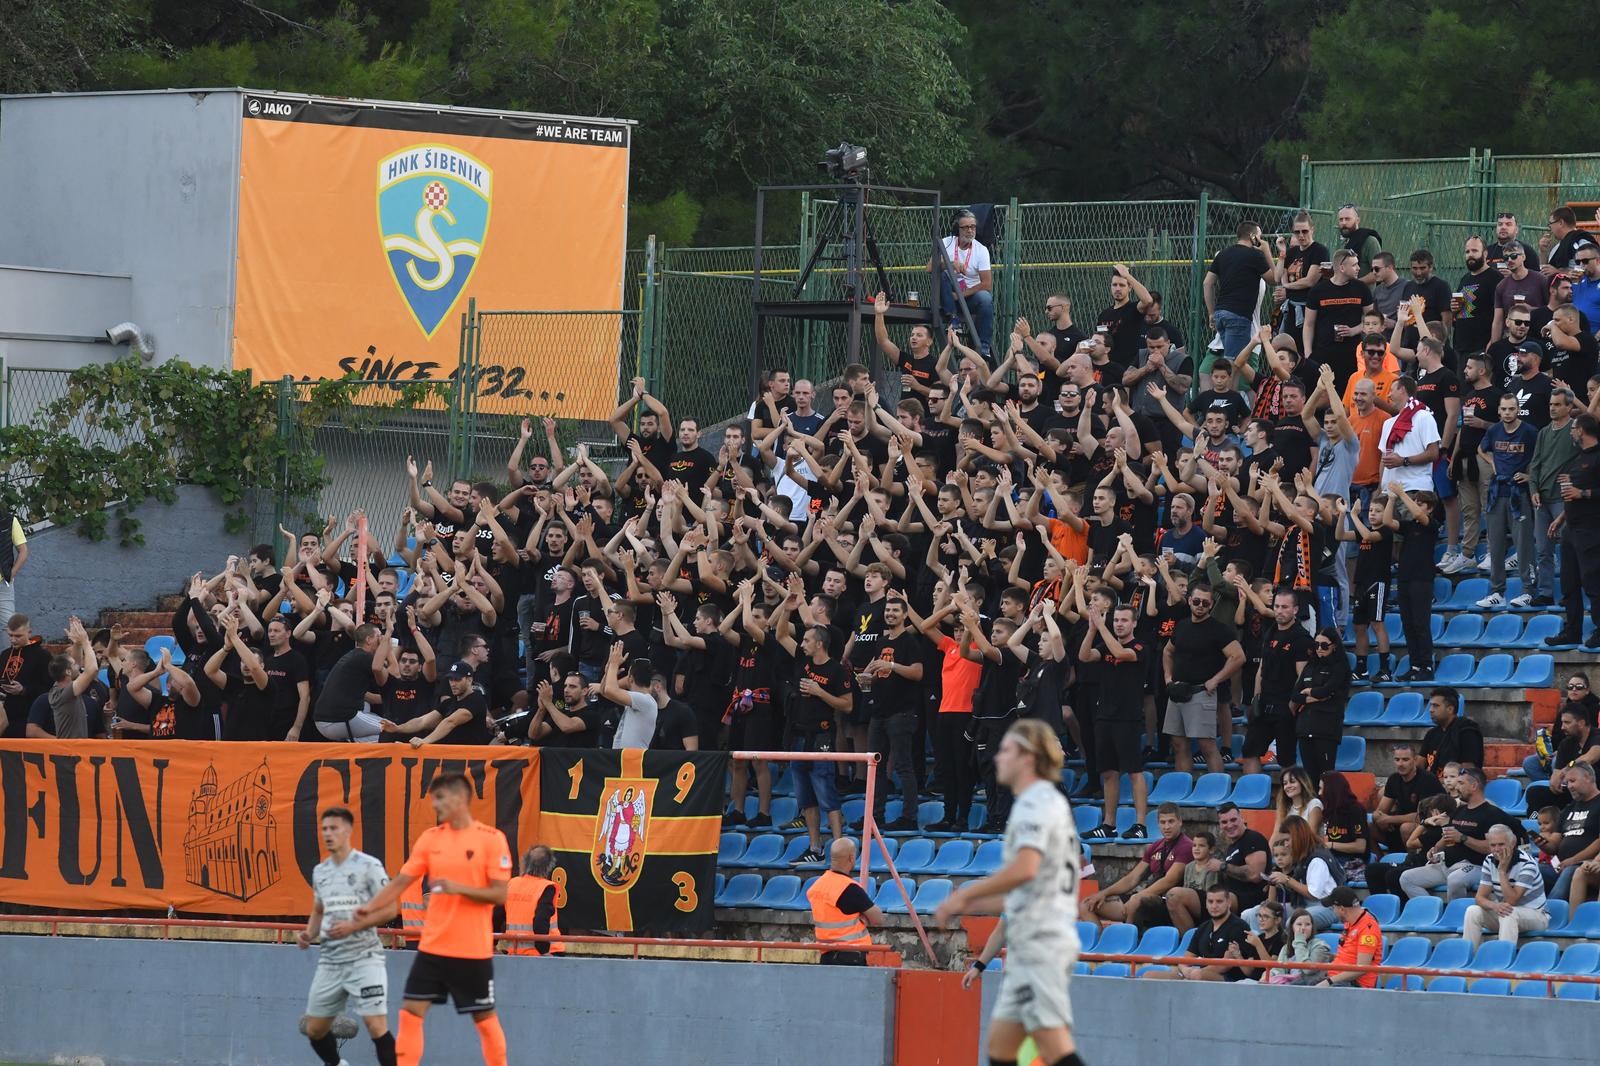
232, 95, 630, 419
0, 741, 539, 917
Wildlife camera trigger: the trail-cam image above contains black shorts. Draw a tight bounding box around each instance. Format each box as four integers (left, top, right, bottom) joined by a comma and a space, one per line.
403, 951, 496, 1014
1094, 719, 1144, 773
728, 703, 781, 751
1352, 581, 1387, 626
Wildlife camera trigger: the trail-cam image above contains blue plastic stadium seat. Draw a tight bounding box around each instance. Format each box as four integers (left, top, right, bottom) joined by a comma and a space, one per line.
1335, 736, 1366, 772
1133, 926, 1179, 959
967, 803, 989, 832
1561, 901, 1600, 938
914, 800, 945, 831
1438, 615, 1485, 647
145, 634, 184, 665
1428, 897, 1476, 934
1508, 654, 1555, 689
1425, 938, 1472, 972
715, 872, 761, 907
1478, 615, 1522, 648
753, 874, 802, 909
1226, 773, 1272, 809
1539, 899, 1570, 934
1469, 977, 1511, 995
715, 873, 725, 898
841, 798, 866, 824
1363, 894, 1400, 927
963, 840, 1004, 876
874, 879, 913, 914
1517, 615, 1566, 648
1077, 920, 1100, 951
1074, 961, 1092, 975
1375, 656, 1412, 686
1092, 962, 1131, 978
1148, 772, 1193, 804
894, 838, 937, 874
1467, 941, 1515, 972
1509, 941, 1559, 975
1557, 982, 1598, 1001
1484, 778, 1526, 816
1389, 896, 1444, 933
1513, 981, 1553, 998
1428, 653, 1475, 685
1443, 578, 1490, 609
718, 832, 747, 865
1177, 927, 1196, 952
770, 766, 796, 797
866, 836, 901, 874
779, 836, 816, 866
1381, 692, 1427, 726
1462, 653, 1514, 688
926, 840, 975, 875
1094, 923, 1138, 957
1345, 691, 1383, 725
768, 797, 799, 827
1187, 772, 1232, 807
1429, 975, 1468, 993
911, 878, 953, 914
1114, 807, 1150, 839
1433, 576, 1452, 603
1381, 936, 1430, 989
1375, 611, 1405, 646
1074, 806, 1102, 834
1548, 941, 1600, 973
742, 834, 789, 869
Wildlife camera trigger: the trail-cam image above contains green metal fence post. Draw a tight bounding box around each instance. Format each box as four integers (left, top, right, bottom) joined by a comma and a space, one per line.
1299, 156, 1312, 208
1002, 197, 1021, 328
797, 192, 815, 383
639, 235, 660, 398
273, 374, 293, 543
1188, 190, 1209, 356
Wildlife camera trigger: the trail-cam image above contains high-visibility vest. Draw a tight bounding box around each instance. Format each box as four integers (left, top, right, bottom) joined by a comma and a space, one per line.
504, 874, 564, 956
807, 869, 872, 951
400, 878, 427, 944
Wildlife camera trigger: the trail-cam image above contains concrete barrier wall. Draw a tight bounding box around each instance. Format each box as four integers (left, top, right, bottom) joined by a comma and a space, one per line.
980, 971, 1589, 1066
0, 936, 895, 1066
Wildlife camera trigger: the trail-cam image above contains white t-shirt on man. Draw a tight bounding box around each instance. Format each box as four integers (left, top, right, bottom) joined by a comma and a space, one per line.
1378, 405, 1440, 493
941, 236, 991, 289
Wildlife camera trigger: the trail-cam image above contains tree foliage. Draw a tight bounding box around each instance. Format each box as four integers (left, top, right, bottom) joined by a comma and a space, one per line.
7, 1, 1600, 239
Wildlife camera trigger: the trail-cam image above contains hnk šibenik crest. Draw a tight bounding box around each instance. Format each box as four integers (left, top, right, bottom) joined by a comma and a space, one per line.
377, 144, 493, 337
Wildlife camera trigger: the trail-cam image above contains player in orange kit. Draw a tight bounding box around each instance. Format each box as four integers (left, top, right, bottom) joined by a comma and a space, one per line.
356, 772, 512, 1066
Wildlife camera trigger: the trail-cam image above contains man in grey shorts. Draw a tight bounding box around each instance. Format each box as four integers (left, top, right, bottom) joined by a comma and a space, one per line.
1161, 583, 1245, 775
298, 806, 398, 1066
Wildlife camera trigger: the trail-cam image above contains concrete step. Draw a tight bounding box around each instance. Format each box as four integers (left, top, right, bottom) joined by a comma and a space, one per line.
1485, 742, 1534, 769
100, 610, 173, 629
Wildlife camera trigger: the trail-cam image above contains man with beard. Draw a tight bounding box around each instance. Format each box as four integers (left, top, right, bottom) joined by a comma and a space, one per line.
1453, 236, 1502, 356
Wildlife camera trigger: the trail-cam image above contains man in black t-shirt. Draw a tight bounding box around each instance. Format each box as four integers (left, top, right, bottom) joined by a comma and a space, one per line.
1548, 762, 1600, 901
1242, 589, 1312, 774
1275, 212, 1329, 332
1304, 249, 1375, 390
1542, 207, 1597, 276
647, 674, 699, 751
382, 661, 493, 746
780, 622, 855, 863
1525, 707, 1600, 815
863, 596, 925, 832
1271, 379, 1317, 477
1399, 766, 1523, 900
528, 672, 609, 748
1454, 237, 1502, 356
1097, 264, 1156, 367
1543, 305, 1599, 394
373, 641, 438, 738
1206, 222, 1274, 360
1162, 586, 1245, 774
1451, 353, 1502, 572
1080, 605, 1149, 841
1399, 249, 1454, 346
311, 624, 389, 741
664, 418, 717, 492
1372, 742, 1445, 853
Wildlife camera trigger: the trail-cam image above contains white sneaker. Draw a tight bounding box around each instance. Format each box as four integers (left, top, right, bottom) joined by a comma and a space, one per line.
1509, 593, 1533, 608
1440, 552, 1470, 574
1505, 553, 1519, 571
1477, 555, 1493, 571
1476, 592, 1507, 609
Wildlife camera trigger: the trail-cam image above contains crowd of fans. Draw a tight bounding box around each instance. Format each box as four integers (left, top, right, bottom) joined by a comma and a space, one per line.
3, 205, 1600, 978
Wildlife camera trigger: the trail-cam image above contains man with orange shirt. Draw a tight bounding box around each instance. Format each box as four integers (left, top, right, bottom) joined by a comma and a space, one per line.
356, 772, 512, 1066
1319, 886, 1383, 987
1342, 335, 1398, 415
1345, 378, 1389, 507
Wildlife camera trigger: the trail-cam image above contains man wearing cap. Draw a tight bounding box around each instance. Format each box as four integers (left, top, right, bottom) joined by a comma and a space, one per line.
381, 660, 495, 746
1316, 887, 1382, 987
1488, 213, 1541, 273
1507, 341, 1556, 429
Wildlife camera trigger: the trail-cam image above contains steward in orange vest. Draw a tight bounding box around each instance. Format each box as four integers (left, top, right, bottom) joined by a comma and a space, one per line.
503, 844, 564, 956
806, 838, 882, 966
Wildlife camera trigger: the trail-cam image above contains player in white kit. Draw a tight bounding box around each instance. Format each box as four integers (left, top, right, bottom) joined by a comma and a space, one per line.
298, 806, 399, 1066
934, 719, 1084, 1066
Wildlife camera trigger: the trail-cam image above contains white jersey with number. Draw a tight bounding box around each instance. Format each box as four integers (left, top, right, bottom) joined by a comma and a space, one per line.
1002, 779, 1080, 949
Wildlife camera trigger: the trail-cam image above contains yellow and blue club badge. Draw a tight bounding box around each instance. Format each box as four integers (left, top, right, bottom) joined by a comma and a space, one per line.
377, 144, 493, 336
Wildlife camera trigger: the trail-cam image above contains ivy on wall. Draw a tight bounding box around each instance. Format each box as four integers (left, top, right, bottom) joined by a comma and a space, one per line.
0, 359, 445, 545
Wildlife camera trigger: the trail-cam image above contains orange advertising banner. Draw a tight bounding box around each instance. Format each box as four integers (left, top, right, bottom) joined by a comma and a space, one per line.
232, 94, 631, 419
0, 741, 539, 917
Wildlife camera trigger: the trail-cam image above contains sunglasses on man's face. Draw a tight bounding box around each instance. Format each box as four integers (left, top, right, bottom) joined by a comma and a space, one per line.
1568, 682, 1588, 690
